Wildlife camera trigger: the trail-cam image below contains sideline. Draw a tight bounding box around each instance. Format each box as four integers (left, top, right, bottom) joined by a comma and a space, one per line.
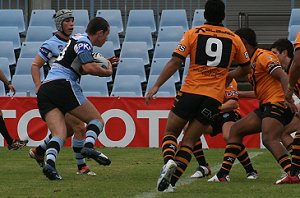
134, 151, 264, 198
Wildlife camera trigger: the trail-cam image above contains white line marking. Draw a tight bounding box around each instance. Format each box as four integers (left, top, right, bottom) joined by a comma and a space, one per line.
134, 151, 264, 198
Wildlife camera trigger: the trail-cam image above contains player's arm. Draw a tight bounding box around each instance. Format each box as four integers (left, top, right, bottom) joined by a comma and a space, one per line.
220, 99, 238, 113
78, 51, 112, 77
238, 90, 256, 98
145, 56, 183, 104
31, 54, 46, 93
0, 69, 15, 95
227, 64, 251, 86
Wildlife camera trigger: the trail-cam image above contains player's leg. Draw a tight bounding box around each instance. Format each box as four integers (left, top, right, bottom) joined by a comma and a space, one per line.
208, 111, 261, 182
69, 100, 111, 166
65, 113, 96, 175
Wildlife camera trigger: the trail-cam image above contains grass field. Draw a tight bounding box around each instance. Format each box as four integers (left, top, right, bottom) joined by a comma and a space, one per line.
0, 147, 298, 198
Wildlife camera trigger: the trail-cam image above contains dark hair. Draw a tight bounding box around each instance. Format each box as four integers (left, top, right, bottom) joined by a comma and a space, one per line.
235, 28, 258, 47
271, 38, 294, 59
204, 0, 225, 23
86, 17, 109, 35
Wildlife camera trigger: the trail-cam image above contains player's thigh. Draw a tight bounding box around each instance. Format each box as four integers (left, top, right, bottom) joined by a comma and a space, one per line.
165, 111, 187, 137
230, 112, 261, 137
69, 100, 103, 124
44, 108, 67, 139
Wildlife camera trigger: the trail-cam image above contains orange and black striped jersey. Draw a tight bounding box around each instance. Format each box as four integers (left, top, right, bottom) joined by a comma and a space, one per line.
224, 79, 240, 113
173, 23, 250, 103
293, 33, 300, 98
248, 48, 284, 104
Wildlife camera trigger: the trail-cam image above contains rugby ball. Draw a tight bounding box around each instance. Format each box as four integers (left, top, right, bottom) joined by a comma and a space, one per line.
92, 52, 109, 69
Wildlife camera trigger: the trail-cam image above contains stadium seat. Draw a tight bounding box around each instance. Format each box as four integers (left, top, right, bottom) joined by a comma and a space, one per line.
72, 26, 86, 35
124, 27, 153, 50
15, 58, 44, 80
152, 42, 178, 59
107, 26, 121, 51
0, 27, 21, 49
29, 9, 56, 32
72, 9, 89, 28
80, 75, 109, 96
119, 42, 150, 65
115, 58, 146, 83
157, 26, 185, 43
25, 26, 53, 42
288, 25, 300, 43
111, 75, 143, 97
192, 9, 205, 28
150, 58, 180, 83
93, 41, 115, 58
19, 42, 43, 58
11, 74, 36, 96
146, 75, 176, 97
289, 8, 300, 32
159, 9, 189, 31
0, 83, 5, 96
126, 9, 156, 33
0, 9, 26, 33
0, 41, 16, 65
0, 57, 11, 81
96, 9, 123, 33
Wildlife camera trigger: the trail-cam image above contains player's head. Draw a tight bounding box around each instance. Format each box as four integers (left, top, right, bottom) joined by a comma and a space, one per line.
53, 9, 74, 36
86, 17, 110, 47
271, 38, 294, 59
235, 28, 258, 47
204, 0, 225, 24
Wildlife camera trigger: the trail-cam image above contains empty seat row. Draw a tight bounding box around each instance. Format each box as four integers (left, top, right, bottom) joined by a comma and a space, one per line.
0, 9, 206, 34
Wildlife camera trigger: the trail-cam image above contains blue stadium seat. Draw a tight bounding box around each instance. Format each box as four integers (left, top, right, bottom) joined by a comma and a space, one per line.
124, 27, 153, 50
0, 9, 26, 33
159, 9, 189, 31
150, 58, 180, 83
289, 8, 300, 32
288, 25, 300, 43
15, 58, 44, 80
96, 9, 124, 33
120, 42, 150, 65
93, 41, 115, 58
0, 41, 16, 65
146, 75, 176, 97
152, 42, 178, 59
0, 83, 6, 96
72, 26, 86, 35
11, 74, 36, 96
157, 26, 185, 43
126, 9, 156, 33
0, 57, 11, 81
29, 9, 56, 32
111, 75, 143, 97
107, 26, 121, 51
115, 58, 146, 83
72, 9, 89, 28
192, 9, 205, 28
80, 75, 109, 96
19, 42, 43, 58
0, 27, 21, 49
25, 26, 53, 42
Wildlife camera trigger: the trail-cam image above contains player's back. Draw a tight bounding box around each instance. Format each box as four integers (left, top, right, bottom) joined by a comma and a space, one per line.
177, 23, 249, 102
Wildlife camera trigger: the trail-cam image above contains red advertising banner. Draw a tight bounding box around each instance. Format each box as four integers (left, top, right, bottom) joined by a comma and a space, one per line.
0, 97, 260, 148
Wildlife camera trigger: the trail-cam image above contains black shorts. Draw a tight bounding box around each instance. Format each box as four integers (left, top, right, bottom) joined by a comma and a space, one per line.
210, 111, 241, 137
254, 102, 294, 126
171, 91, 221, 125
37, 79, 82, 120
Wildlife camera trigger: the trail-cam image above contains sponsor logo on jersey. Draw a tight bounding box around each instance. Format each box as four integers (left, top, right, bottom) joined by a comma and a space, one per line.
74, 41, 92, 53
58, 45, 64, 51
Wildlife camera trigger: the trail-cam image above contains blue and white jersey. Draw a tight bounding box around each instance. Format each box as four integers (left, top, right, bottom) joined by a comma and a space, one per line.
38, 35, 68, 67
45, 33, 94, 82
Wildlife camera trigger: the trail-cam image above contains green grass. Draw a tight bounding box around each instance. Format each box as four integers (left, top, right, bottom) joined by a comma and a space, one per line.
0, 147, 298, 198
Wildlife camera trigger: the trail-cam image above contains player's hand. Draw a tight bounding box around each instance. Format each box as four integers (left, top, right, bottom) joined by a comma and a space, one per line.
108, 56, 119, 66
145, 86, 159, 105
8, 84, 16, 95
285, 98, 298, 113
